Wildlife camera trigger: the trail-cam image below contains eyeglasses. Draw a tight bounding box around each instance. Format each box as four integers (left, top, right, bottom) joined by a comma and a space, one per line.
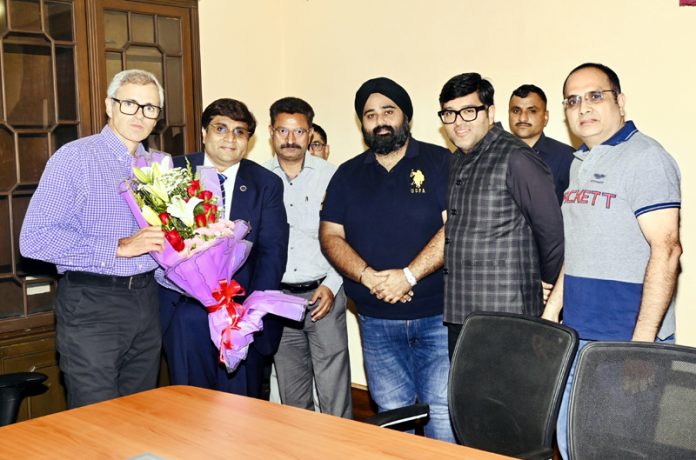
273, 127, 309, 138
111, 97, 161, 119
209, 123, 250, 139
438, 105, 487, 124
562, 90, 616, 109
309, 141, 326, 151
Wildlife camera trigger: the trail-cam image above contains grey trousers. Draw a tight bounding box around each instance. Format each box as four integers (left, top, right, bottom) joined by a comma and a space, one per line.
274, 287, 352, 418
55, 274, 161, 408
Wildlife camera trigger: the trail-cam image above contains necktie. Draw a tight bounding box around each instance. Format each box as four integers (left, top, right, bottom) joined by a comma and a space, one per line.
218, 173, 227, 210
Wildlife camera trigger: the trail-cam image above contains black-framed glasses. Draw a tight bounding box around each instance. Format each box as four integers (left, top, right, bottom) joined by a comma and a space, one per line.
562, 90, 616, 109
111, 97, 161, 119
209, 123, 250, 139
309, 141, 326, 151
273, 127, 310, 138
438, 105, 487, 124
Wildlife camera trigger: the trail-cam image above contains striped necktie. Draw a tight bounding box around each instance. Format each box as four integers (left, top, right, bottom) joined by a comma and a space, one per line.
217, 173, 227, 210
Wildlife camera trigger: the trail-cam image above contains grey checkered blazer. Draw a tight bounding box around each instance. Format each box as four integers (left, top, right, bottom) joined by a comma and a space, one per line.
444, 126, 555, 324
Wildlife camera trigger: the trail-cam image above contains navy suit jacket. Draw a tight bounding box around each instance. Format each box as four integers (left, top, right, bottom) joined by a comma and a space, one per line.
175, 152, 289, 355
160, 153, 288, 397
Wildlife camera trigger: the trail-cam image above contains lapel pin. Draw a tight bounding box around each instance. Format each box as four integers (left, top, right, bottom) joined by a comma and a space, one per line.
239, 185, 247, 192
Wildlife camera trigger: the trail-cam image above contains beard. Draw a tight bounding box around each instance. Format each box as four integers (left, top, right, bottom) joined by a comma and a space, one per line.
362, 119, 410, 154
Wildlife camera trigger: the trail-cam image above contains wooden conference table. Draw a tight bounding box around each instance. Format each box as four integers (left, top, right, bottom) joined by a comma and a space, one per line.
0, 386, 514, 459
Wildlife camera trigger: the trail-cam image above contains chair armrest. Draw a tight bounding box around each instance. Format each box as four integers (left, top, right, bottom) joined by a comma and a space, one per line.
364, 403, 430, 428
0, 372, 47, 389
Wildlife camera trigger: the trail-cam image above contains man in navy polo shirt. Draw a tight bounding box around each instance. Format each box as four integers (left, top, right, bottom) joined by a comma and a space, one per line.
320, 77, 454, 443
508, 84, 575, 205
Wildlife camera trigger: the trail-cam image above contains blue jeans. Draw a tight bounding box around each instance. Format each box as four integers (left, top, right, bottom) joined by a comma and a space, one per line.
556, 335, 675, 459
358, 313, 455, 443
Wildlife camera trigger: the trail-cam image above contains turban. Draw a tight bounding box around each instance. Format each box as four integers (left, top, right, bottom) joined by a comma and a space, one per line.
354, 77, 413, 121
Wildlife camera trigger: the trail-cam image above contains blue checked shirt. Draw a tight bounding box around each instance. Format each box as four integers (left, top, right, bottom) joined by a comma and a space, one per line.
20, 125, 158, 276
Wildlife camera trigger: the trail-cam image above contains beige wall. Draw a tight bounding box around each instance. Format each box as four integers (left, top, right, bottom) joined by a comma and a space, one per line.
200, 0, 696, 385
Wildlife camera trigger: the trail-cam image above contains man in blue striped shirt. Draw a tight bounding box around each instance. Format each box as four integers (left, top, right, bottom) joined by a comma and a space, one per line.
20, 69, 166, 408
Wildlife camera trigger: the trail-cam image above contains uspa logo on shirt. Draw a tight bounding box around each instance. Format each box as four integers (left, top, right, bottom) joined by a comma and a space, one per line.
410, 169, 426, 194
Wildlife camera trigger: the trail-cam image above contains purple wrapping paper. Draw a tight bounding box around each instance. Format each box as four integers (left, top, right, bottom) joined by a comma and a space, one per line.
165, 232, 307, 372
119, 155, 307, 372
132, 150, 170, 169
164, 221, 252, 306
209, 291, 308, 372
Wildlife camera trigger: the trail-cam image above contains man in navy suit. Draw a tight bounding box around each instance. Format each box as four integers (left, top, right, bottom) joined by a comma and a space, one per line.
159, 98, 289, 397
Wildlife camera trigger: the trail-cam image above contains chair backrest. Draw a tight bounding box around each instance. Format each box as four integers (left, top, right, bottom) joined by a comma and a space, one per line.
568, 341, 696, 460
449, 312, 578, 458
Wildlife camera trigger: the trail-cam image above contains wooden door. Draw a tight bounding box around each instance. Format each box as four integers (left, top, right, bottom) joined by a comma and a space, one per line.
87, 0, 200, 156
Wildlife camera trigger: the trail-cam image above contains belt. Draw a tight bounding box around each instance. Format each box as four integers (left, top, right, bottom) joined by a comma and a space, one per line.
280, 277, 326, 294
64, 271, 154, 290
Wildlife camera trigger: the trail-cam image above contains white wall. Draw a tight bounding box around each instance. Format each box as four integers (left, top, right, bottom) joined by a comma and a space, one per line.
200, 0, 696, 385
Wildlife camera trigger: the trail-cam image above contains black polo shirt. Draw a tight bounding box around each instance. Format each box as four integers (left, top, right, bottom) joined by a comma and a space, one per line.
321, 138, 449, 319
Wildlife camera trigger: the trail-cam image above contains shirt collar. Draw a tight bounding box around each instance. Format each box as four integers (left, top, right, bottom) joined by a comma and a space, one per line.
268, 151, 316, 172
579, 120, 638, 152
203, 154, 240, 178
101, 125, 147, 163
532, 132, 548, 152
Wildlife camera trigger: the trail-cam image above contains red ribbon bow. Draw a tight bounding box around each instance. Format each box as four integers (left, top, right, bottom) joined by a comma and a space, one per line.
208, 279, 246, 363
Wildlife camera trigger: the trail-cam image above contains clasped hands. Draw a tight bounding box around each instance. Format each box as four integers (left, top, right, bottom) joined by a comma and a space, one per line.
361, 267, 413, 304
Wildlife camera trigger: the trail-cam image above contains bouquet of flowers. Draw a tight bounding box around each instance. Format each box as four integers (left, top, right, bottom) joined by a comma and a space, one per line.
121, 152, 306, 371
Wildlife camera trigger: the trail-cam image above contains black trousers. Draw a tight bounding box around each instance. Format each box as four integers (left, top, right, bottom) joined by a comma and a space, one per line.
445, 322, 463, 360
54, 272, 161, 408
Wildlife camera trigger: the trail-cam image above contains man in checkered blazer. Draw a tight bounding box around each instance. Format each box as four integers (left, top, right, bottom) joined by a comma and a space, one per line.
438, 72, 564, 355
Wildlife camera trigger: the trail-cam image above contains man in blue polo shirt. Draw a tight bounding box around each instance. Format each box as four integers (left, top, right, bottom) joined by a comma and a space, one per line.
320, 77, 454, 443
508, 84, 575, 205
542, 63, 682, 460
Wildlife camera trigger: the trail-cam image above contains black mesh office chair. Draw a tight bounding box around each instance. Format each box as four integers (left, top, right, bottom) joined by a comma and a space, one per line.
568, 341, 696, 460
448, 312, 577, 459
368, 312, 577, 459
0, 371, 48, 426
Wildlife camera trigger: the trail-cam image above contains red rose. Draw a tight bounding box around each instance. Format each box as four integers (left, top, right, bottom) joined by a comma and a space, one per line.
198, 190, 213, 202
165, 228, 185, 252
208, 211, 217, 224
187, 179, 201, 197
195, 214, 207, 228
159, 212, 171, 226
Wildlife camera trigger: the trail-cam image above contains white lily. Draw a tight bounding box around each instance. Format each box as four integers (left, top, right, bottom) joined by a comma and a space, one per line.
144, 176, 171, 205
167, 196, 202, 227
141, 205, 162, 226
132, 166, 151, 184
133, 157, 172, 184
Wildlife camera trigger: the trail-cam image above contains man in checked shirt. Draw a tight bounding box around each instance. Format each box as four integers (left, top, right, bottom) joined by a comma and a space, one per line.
20, 69, 165, 408
438, 72, 564, 356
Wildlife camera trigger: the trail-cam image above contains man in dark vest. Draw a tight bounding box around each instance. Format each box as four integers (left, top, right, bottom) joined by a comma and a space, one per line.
438, 72, 564, 356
